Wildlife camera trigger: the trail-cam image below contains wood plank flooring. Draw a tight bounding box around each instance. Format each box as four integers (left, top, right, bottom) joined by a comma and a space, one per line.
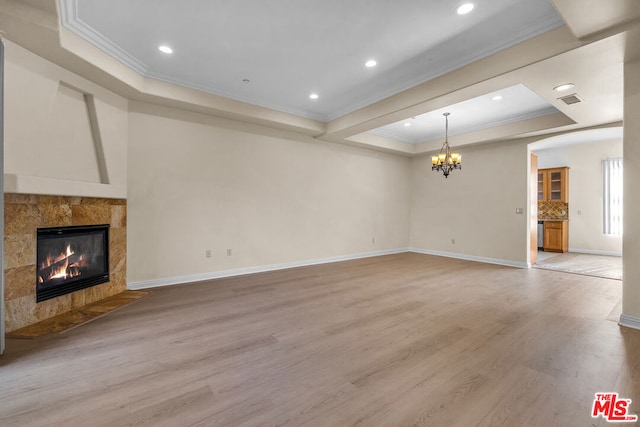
0, 252, 637, 426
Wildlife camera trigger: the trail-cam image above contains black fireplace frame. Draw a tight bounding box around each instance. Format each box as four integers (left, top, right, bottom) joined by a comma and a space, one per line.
36, 224, 110, 302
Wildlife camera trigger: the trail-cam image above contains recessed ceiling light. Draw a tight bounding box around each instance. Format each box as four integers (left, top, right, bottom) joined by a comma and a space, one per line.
158, 45, 173, 54
553, 83, 574, 92
492, 95, 503, 101
309, 93, 319, 100
457, 3, 475, 15
365, 59, 377, 68
403, 122, 412, 127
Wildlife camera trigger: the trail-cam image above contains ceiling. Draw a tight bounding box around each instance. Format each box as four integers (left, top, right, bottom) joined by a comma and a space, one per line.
1, 0, 637, 155
369, 84, 558, 144
530, 126, 623, 151
61, 0, 563, 122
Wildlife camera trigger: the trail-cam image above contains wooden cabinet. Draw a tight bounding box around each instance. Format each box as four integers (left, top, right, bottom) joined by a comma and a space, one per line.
537, 167, 569, 202
543, 221, 568, 253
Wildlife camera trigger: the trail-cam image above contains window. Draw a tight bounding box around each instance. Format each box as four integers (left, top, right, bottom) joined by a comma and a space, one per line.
603, 157, 623, 236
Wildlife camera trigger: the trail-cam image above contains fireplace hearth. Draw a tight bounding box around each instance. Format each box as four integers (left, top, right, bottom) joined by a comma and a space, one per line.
36, 224, 110, 302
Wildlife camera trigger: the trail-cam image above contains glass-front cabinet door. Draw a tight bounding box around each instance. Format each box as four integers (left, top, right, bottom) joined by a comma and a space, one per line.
537, 167, 568, 202
538, 172, 545, 201
549, 170, 563, 200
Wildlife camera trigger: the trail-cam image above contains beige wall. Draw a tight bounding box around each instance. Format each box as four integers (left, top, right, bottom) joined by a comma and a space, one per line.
535, 139, 623, 255
623, 59, 640, 320
126, 103, 411, 284
4, 39, 635, 321
2, 42, 130, 331
410, 140, 530, 266
535, 147, 569, 169
3, 41, 128, 192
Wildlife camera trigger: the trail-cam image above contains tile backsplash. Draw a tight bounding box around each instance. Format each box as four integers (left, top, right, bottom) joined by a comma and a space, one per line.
538, 201, 569, 220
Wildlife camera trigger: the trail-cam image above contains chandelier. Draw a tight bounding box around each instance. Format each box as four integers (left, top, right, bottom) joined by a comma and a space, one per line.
431, 112, 462, 178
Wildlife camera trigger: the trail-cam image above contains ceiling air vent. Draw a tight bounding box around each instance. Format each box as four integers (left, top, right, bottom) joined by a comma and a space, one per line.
558, 93, 583, 105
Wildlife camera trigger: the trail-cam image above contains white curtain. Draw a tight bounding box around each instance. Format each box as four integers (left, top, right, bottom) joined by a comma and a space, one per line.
603, 157, 623, 236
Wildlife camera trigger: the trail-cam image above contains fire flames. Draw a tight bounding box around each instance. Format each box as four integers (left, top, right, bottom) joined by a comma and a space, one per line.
38, 244, 86, 284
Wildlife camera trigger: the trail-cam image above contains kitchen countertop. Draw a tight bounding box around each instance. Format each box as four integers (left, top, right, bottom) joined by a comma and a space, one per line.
538, 218, 569, 221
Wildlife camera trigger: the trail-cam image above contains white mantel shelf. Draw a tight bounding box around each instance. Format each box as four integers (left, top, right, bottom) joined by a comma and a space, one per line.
4, 174, 127, 199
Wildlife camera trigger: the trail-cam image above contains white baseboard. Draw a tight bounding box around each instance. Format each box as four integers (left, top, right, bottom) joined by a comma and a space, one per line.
568, 248, 622, 257
128, 247, 532, 291
409, 247, 529, 269
619, 314, 640, 331
127, 248, 410, 290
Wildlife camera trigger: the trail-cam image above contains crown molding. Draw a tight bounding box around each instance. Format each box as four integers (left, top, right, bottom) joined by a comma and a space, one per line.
59, 0, 147, 75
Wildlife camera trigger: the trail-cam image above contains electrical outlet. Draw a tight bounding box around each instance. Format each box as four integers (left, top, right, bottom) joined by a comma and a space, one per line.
227, 249, 232, 256
515, 208, 523, 214
451, 238, 456, 245
577, 209, 582, 215
372, 237, 376, 244
205, 250, 212, 258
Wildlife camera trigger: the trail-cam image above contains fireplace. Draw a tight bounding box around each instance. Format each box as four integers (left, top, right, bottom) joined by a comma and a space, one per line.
36, 224, 110, 302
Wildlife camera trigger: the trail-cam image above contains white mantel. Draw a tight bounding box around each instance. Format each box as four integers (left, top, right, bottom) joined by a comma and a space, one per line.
4, 174, 126, 199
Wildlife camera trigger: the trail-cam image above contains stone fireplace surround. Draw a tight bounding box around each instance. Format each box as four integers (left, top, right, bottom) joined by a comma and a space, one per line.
4, 194, 126, 333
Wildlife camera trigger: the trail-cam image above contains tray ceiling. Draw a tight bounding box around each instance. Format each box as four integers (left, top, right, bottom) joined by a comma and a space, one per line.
60, 0, 563, 122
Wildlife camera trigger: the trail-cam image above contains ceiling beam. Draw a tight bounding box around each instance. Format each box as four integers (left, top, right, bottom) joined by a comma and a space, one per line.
551, 0, 640, 39
321, 26, 582, 141
0, 0, 326, 137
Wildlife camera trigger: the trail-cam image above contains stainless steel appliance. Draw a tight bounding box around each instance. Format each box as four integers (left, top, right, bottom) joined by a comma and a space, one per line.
537, 221, 544, 250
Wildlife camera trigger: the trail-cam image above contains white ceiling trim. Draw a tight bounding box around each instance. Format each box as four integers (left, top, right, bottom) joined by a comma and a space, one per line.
142, 70, 329, 122
59, 0, 148, 75
530, 126, 623, 150
323, 18, 565, 122
369, 106, 560, 144
60, 0, 564, 123
59, 0, 328, 121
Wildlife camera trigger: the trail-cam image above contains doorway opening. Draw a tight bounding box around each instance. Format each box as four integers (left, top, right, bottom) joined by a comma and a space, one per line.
527, 127, 623, 280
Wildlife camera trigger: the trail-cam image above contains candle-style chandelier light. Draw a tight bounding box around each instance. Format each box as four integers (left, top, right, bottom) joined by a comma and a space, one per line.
431, 112, 462, 178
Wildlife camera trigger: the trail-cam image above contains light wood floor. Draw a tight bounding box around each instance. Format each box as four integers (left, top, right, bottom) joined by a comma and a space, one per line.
1, 253, 637, 426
